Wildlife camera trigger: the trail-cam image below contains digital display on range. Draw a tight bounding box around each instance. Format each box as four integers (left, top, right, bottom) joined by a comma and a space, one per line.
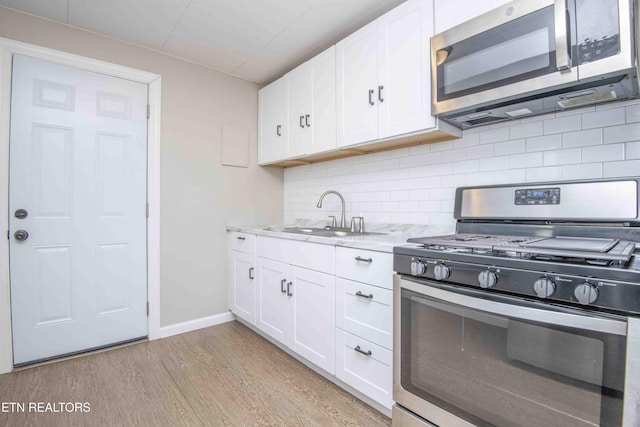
515, 187, 560, 205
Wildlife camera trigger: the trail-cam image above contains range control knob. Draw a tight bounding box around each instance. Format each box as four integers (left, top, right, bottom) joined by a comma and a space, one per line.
574, 283, 599, 305
434, 264, 451, 281
410, 260, 427, 276
533, 277, 556, 298
478, 270, 498, 289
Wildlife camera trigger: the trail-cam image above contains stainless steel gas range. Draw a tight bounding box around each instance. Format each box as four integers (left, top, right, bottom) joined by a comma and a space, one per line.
392, 178, 640, 427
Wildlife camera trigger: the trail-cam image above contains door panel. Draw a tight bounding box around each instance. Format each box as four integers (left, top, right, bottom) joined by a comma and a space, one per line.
9, 54, 148, 365
256, 257, 288, 344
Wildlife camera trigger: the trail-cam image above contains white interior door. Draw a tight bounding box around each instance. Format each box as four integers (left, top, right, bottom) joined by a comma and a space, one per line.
9, 54, 148, 365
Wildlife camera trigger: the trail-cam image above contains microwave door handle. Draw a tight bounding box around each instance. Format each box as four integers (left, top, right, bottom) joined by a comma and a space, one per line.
554, 0, 572, 70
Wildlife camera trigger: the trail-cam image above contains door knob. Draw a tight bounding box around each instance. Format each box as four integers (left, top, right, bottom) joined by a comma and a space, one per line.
14, 209, 28, 219
14, 230, 29, 241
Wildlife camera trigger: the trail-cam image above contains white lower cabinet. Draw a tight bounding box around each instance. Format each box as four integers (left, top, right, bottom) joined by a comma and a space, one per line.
229, 232, 256, 325
335, 328, 393, 409
255, 236, 335, 374
228, 232, 392, 410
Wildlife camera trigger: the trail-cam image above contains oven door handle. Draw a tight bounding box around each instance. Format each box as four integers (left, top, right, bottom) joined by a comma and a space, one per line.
401, 278, 627, 336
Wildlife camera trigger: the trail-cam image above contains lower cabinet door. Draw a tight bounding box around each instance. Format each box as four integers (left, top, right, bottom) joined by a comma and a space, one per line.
288, 266, 335, 374
230, 250, 255, 324
256, 257, 289, 345
335, 328, 393, 409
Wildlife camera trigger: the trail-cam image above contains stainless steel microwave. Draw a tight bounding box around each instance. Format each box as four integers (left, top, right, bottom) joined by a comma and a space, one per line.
431, 0, 639, 128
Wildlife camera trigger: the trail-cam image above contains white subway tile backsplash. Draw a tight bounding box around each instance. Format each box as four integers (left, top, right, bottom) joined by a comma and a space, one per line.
627, 103, 640, 123
562, 129, 602, 148
603, 159, 640, 178
526, 134, 562, 152
454, 132, 480, 148
543, 115, 581, 134
284, 102, 640, 225
562, 163, 602, 180
582, 108, 626, 129
582, 144, 625, 163
494, 139, 526, 156
442, 148, 467, 162
466, 171, 494, 185
543, 148, 581, 166
479, 127, 510, 144
399, 151, 442, 168
453, 159, 480, 174
603, 123, 640, 144
479, 155, 510, 171
510, 121, 544, 139
509, 152, 543, 169
526, 166, 562, 182
466, 144, 494, 159
626, 141, 640, 159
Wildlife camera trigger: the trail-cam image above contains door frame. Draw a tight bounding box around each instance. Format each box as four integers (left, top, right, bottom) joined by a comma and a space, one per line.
0, 37, 162, 374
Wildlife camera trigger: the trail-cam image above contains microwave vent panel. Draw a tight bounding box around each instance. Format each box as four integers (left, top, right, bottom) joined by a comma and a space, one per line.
557, 91, 617, 108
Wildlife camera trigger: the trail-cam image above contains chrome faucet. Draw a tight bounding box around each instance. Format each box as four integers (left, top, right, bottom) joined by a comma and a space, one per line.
316, 190, 346, 229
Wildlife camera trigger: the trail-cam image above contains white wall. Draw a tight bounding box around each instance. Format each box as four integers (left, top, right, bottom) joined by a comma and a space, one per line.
285, 100, 640, 227
0, 7, 284, 327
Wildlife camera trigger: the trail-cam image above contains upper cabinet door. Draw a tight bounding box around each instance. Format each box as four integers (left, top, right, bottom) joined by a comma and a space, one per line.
336, 22, 379, 148
309, 46, 337, 155
286, 63, 311, 159
377, 0, 434, 139
433, 0, 511, 33
258, 76, 288, 165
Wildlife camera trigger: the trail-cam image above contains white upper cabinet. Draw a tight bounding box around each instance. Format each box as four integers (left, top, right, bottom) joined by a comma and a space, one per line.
433, 0, 512, 34
287, 46, 336, 158
258, 75, 288, 164
337, 0, 434, 148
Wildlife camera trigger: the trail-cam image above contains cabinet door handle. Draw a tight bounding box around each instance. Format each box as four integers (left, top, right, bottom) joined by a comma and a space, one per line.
236, 236, 246, 240
305, 114, 310, 127
276, 125, 281, 136
355, 291, 373, 299
281, 279, 287, 293
287, 281, 293, 296
355, 256, 373, 263
249, 267, 254, 280
354, 345, 372, 357
368, 89, 375, 106
299, 115, 305, 128
378, 85, 384, 102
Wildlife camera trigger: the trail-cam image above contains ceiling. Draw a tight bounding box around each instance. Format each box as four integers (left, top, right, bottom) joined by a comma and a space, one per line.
0, 0, 406, 85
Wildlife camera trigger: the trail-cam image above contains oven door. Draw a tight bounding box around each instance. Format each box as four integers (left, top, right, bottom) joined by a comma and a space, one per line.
393, 276, 632, 427
431, 0, 578, 116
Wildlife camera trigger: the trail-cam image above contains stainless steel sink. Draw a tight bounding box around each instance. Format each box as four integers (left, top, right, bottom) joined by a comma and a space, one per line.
281, 227, 385, 237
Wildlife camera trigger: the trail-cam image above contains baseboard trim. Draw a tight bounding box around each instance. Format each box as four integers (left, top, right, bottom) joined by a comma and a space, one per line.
159, 311, 235, 339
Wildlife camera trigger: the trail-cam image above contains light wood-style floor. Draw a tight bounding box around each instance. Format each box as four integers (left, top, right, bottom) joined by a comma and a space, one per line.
0, 321, 391, 427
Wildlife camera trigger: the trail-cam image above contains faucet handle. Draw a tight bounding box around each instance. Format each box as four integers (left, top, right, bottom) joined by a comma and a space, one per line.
328, 215, 337, 228
350, 216, 364, 233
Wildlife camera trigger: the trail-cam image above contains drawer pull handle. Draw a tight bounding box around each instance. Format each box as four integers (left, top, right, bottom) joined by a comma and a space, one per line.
354, 345, 372, 357
355, 256, 373, 263
355, 291, 373, 299
249, 267, 254, 280
236, 236, 246, 240
281, 279, 287, 294
287, 281, 293, 297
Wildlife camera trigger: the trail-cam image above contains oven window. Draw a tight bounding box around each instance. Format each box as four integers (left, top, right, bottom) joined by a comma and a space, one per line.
436, 6, 559, 102
400, 288, 625, 427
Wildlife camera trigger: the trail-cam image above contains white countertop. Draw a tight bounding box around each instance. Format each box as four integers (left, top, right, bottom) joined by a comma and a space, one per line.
227, 219, 454, 253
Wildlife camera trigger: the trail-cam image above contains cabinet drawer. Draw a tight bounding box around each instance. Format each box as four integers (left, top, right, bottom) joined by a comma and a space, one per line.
335, 328, 392, 409
230, 232, 256, 254
257, 236, 334, 274
336, 278, 392, 350
335, 247, 392, 289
